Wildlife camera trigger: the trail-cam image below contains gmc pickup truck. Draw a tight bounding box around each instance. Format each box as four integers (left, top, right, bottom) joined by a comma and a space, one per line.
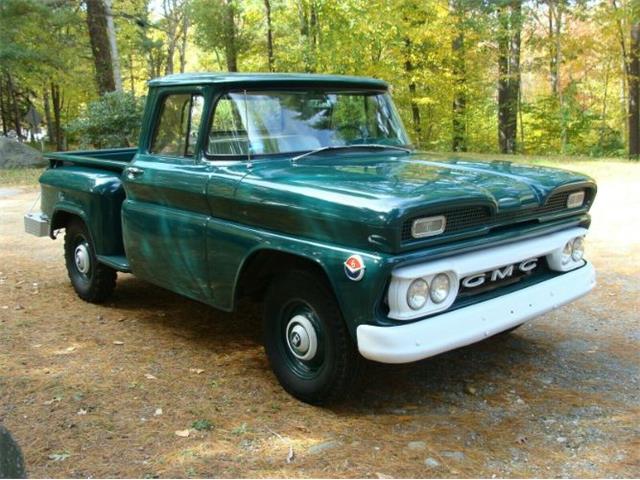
25, 73, 597, 404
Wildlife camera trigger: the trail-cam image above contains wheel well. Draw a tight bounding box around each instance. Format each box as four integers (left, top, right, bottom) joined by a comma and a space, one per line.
236, 250, 331, 302
50, 210, 83, 237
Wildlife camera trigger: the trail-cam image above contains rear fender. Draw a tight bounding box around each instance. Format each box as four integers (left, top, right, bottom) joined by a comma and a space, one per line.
40, 166, 126, 256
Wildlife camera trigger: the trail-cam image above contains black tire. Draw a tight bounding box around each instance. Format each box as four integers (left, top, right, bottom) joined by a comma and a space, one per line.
64, 218, 116, 303
263, 270, 362, 405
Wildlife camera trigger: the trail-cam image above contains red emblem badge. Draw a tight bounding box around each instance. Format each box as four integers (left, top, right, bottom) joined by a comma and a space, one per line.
344, 255, 365, 281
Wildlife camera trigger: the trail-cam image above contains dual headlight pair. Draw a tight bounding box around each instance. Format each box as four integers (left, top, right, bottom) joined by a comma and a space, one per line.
561, 236, 585, 265
406, 272, 451, 310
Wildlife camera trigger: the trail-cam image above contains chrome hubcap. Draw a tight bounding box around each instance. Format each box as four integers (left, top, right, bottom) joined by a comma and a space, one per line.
286, 315, 318, 361
74, 243, 90, 275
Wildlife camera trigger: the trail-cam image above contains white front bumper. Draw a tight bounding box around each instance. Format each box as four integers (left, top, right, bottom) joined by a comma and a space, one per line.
357, 261, 596, 364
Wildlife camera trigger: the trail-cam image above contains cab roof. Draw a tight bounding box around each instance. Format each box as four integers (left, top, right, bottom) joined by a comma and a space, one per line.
148, 72, 388, 90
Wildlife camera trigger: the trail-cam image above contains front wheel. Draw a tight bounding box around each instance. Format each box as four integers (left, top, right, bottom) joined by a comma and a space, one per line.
64, 219, 116, 303
263, 270, 362, 405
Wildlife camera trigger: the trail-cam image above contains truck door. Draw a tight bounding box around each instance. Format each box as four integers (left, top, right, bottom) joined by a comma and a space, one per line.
122, 90, 212, 302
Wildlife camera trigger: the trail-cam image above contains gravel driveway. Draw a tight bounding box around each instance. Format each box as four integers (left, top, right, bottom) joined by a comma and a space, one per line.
0, 160, 638, 478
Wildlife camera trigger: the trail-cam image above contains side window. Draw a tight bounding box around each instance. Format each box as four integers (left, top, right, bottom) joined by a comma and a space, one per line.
150, 94, 204, 157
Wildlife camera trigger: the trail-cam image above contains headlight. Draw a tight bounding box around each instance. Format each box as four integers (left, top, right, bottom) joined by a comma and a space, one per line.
407, 278, 429, 310
571, 236, 585, 261
411, 215, 446, 238
561, 241, 573, 265
430, 273, 450, 304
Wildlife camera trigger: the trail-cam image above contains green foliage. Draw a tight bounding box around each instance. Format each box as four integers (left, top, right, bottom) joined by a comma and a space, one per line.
1, 0, 637, 158
191, 419, 214, 431
68, 92, 144, 149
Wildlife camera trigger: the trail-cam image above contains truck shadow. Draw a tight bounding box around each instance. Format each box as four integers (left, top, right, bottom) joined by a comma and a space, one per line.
107, 275, 554, 412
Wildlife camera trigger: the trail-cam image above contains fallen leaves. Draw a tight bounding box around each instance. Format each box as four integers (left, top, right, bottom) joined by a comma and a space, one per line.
54, 346, 76, 355
48, 452, 70, 462
286, 444, 295, 464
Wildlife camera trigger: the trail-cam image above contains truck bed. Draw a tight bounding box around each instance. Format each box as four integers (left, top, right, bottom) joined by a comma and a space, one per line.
45, 147, 136, 172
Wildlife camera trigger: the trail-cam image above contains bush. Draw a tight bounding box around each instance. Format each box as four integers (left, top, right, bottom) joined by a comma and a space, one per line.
69, 91, 144, 149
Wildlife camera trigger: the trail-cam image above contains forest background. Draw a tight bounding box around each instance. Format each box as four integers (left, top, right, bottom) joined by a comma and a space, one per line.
0, 0, 638, 159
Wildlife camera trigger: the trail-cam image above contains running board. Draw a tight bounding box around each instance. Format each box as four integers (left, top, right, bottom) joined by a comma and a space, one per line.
96, 254, 131, 273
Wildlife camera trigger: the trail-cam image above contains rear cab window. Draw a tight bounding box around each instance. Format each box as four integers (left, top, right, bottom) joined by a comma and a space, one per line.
150, 93, 204, 157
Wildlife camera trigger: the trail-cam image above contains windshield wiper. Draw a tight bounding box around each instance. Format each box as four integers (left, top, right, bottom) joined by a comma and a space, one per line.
291, 144, 412, 162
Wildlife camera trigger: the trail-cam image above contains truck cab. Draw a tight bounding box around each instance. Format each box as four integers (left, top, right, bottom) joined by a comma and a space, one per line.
26, 73, 596, 404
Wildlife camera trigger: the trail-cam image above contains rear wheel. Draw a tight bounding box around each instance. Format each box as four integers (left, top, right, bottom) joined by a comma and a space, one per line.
263, 270, 362, 405
64, 219, 116, 303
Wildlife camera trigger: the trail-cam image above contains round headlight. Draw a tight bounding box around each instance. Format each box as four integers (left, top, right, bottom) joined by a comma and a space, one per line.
561, 241, 573, 265
571, 237, 585, 261
430, 273, 450, 304
407, 278, 429, 310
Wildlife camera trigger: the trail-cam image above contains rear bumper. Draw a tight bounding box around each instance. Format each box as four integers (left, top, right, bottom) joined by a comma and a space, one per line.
357, 261, 596, 363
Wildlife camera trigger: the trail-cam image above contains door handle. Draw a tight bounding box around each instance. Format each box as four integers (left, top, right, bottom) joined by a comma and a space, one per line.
125, 167, 144, 180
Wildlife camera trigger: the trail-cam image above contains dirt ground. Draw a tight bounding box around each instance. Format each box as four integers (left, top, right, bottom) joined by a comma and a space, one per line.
0, 160, 639, 478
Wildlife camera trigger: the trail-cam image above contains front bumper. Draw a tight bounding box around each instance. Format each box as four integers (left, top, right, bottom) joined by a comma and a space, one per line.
357, 261, 596, 363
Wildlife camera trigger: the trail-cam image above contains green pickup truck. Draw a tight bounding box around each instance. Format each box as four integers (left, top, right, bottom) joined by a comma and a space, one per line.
25, 73, 597, 404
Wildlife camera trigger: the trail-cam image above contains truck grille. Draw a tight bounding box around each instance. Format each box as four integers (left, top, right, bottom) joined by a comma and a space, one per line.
401, 190, 586, 242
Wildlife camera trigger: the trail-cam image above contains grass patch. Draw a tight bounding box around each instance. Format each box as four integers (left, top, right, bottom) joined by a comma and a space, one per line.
0, 167, 44, 186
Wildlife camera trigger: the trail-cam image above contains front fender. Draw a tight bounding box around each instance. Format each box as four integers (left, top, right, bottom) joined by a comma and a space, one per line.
205, 216, 391, 338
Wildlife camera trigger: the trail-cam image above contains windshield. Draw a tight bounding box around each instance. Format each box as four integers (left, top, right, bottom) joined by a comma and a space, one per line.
207, 90, 411, 156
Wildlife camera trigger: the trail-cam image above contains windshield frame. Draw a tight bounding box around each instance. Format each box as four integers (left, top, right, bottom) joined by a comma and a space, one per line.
202, 87, 413, 161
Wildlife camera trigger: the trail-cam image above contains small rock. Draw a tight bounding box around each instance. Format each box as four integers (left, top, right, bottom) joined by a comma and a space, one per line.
407, 441, 427, 451
77, 409, 87, 415
144, 374, 157, 380
154, 408, 163, 416
174, 429, 190, 438
441, 450, 465, 461
308, 440, 342, 455
113, 341, 124, 345
189, 368, 204, 374
515, 435, 528, 445
425, 457, 440, 468
556, 436, 567, 443
465, 385, 477, 395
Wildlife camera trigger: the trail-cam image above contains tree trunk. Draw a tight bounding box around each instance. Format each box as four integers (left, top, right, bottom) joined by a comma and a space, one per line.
103, 0, 122, 90
179, 13, 189, 73
629, 21, 639, 159
497, 0, 521, 154
224, 0, 238, 72
403, 37, 421, 143
86, 0, 116, 94
6, 72, 22, 139
0, 77, 8, 136
51, 82, 63, 151
452, 22, 467, 152
43, 87, 55, 144
264, 0, 275, 71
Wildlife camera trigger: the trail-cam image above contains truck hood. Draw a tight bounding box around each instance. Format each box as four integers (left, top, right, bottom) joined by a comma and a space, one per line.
229, 152, 595, 252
